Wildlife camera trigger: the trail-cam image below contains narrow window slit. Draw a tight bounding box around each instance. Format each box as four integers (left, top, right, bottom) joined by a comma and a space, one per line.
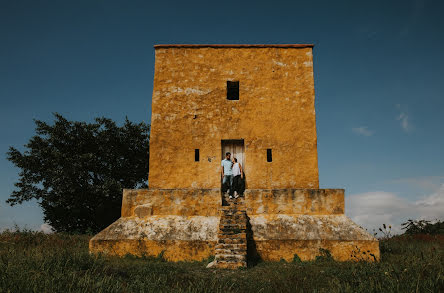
195, 149, 200, 162
267, 149, 272, 162
227, 81, 239, 100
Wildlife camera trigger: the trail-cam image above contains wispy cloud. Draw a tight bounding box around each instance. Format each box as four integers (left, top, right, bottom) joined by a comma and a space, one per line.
397, 112, 409, 131
352, 126, 374, 136
347, 184, 444, 234
396, 104, 411, 132
390, 176, 444, 192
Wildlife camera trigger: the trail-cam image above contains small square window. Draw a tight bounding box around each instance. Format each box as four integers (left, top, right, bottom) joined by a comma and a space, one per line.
227, 81, 239, 100
267, 149, 272, 162
195, 149, 200, 162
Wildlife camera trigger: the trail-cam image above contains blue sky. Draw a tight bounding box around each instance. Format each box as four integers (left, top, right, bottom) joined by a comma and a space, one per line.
1, 0, 443, 233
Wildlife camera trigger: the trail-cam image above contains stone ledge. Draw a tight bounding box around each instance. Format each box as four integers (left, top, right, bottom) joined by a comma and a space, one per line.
122, 189, 221, 217
121, 188, 345, 218
89, 239, 216, 262
249, 214, 375, 241
244, 189, 344, 215
253, 239, 380, 262
91, 216, 219, 241
89, 214, 379, 262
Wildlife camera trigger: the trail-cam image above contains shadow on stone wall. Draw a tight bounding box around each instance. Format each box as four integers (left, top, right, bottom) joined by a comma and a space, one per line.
246, 214, 261, 267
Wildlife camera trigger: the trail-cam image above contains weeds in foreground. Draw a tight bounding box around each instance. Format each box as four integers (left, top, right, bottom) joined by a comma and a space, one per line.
0, 230, 443, 292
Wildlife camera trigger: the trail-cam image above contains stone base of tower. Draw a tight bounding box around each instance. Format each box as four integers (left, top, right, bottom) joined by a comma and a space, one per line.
89, 216, 218, 261
89, 188, 380, 263
247, 214, 379, 262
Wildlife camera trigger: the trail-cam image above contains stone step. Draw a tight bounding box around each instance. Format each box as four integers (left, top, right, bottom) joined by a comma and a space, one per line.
219, 227, 247, 234
215, 243, 247, 251
221, 205, 246, 210
214, 245, 246, 251
220, 212, 246, 217
217, 238, 246, 245
221, 206, 246, 210
219, 226, 246, 232
220, 204, 245, 209
219, 218, 246, 224
214, 248, 247, 255
220, 219, 247, 225
215, 254, 247, 262
220, 214, 246, 219
218, 232, 246, 239
212, 261, 247, 269
220, 217, 245, 222
219, 231, 246, 237
219, 224, 247, 230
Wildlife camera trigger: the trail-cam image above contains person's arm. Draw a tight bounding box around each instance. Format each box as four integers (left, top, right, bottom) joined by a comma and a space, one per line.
221, 161, 224, 178
240, 163, 243, 179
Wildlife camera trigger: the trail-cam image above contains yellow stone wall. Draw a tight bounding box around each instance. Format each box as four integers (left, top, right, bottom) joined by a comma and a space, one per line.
120, 188, 344, 218
252, 240, 380, 262
245, 189, 344, 215
89, 239, 379, 262
148, 46, 319, 189
121, 189, 221, 218
89, 239, 216, 261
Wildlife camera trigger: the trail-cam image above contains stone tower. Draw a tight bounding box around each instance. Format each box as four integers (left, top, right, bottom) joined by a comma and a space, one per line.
90, 44, 379, 266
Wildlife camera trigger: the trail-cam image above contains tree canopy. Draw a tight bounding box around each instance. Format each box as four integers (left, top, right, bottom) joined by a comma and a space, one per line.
6, 113, 149, 233
401, 219, 444, 235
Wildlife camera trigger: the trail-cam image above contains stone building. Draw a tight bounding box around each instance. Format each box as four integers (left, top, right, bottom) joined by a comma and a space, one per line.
90, 44, 379, 268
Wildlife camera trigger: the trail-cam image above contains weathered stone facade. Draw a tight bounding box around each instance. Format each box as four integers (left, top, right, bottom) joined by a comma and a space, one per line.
149, 44, 318, 189
90, 44, 379, 265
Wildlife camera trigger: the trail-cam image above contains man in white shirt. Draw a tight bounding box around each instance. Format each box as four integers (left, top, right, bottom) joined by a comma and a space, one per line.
221, 152, 233, 198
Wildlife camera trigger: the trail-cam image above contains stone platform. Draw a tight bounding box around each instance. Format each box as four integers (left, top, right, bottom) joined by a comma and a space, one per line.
89, 188, 379, 263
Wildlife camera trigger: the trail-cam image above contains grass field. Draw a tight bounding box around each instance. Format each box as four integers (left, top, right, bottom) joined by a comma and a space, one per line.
0, 230, 443, 292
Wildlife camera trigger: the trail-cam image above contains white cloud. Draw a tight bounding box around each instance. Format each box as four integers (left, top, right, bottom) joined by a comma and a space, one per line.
396, 104, 410, 132
346, 184, 444, 234
40, 223, 54, 234
352, 126, 374, 136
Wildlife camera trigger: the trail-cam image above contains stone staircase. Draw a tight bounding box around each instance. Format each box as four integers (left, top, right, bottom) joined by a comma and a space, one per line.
207, 197, 248, 269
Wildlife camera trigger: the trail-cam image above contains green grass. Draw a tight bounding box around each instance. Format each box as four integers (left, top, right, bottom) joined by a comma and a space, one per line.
0, 231, 443, 292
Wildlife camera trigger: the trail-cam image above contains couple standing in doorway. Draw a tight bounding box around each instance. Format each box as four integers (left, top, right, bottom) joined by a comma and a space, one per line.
221, 152, 244, 199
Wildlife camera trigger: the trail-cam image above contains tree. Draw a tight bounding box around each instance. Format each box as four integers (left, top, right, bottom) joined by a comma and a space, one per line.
6, 113, 149, 233
401, 219, 444, 235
